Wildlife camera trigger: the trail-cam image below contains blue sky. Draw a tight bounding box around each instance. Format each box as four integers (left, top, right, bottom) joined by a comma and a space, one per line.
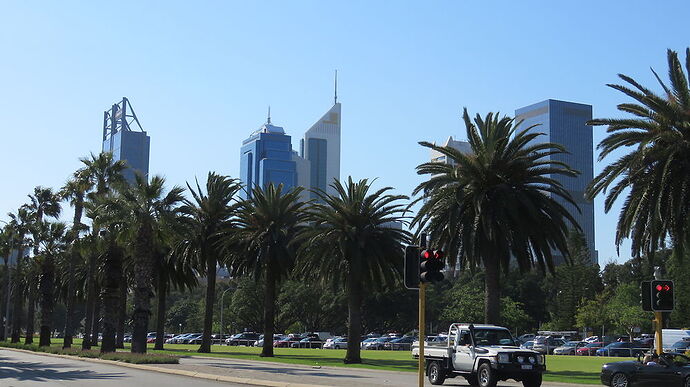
1, 1, 688, 264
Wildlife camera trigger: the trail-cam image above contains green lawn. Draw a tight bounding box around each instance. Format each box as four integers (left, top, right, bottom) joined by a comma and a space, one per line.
10, 339, 620, 385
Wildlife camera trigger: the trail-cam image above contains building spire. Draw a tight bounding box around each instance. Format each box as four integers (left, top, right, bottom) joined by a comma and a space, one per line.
267, 105, 271, 124
334, 69, 338, 105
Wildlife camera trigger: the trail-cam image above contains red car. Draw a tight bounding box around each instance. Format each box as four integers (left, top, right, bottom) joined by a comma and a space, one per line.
274, 335, 303, 348
576, 342, 608, 356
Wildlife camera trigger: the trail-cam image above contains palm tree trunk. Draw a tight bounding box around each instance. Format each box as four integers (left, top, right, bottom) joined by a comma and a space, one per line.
11, 249, 24, 343
131, 224, 154, 354
484, 257, 501, 324
116, 279, 127, 349
198, 253, 216, 353
82, 251, 97, 349
101, 244, 122, 353
260, 267, 276, 357
91, 284, 101, 346
63, 200, 83, 349
154, 274, 166, 351
25, 290, 35, 344
39, 254, 55, 346
344, 270, 363, 364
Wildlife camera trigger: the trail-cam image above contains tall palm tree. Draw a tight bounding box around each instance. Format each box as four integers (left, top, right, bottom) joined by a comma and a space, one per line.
586, 48, 690, 260
226, 184, 308, 357
177, 172, 242, 353
298, 177, 410, 364
38, 221, 67, 346
413, 108, 579, 324
59, 171, 92, 348
8, 207, 30, 343
25, 187, 61, 344
79, 152, 126, 349
112, 174, 185, 354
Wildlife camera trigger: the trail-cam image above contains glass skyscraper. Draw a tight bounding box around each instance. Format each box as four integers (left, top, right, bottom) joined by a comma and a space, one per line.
102, 98, 150, 183
515, 99, 597, 264
300, 102, 341, 199
239, 118, 298, 199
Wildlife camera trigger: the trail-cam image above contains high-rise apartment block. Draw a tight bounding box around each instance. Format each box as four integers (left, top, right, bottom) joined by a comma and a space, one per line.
102, 97, 150, 183
515, 99, 597, 264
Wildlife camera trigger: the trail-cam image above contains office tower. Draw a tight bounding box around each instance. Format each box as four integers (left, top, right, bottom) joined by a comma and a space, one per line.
300, 98, 341, 199
515, 99, 597, 264
239, 112, 298, 199
102, 97, 150, 183
429, 136, 471, 165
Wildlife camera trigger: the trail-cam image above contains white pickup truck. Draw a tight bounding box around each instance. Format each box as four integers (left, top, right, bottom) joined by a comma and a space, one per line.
412, 323, 545, 387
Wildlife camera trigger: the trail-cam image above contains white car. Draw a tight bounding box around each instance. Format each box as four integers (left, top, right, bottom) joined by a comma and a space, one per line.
323, 337, 347, 349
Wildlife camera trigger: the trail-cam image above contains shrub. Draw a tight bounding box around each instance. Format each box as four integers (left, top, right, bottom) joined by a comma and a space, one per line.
0, 341, 178, 364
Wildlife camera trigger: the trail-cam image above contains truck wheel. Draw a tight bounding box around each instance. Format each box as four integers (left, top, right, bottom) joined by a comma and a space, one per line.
477, 363, 498, 387
427, 361, 445, 385
522, 373, 542, 387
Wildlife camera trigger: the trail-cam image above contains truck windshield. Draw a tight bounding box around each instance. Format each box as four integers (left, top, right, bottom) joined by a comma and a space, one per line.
472, 329, 515, 346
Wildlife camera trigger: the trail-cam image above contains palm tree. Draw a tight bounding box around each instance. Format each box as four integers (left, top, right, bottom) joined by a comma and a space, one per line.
79, 152, 126, 349
298, 177, 410, 364
112, 174, 185, 354
225, 183, 308, 357
25, 187, 61, 344
586, 48, 690, 260
38, 221, 67, 346
177, 172, 242, 353
413, 108, 579, 324
59, 171, 92, 348
8, 207, 30, 343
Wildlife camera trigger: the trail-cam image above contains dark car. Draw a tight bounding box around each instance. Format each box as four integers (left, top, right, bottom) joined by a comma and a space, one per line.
577, 342, 608, 356
601, 352, 690, 386
274, 335, 303, 348
386, 336, 415, 351
596, 341, 647, 357
225, 332, 260, 346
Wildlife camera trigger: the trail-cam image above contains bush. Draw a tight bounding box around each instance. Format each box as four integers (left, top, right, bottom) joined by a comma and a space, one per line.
0, 341, 179, 364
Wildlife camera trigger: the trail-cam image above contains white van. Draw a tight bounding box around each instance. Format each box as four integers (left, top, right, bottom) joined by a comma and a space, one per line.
654, 329, 690, 352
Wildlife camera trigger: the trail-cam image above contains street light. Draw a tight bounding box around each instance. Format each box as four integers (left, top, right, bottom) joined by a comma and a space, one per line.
178, 323, 182, 335
1, 220, 13, 342
219, 286, 234, 345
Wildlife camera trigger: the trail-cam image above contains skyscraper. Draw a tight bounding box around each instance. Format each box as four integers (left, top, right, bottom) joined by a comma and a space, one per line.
102, 97, 150, 183
239, 113, 298, 199
300, 102, 341, 199
515, 99, 597, 264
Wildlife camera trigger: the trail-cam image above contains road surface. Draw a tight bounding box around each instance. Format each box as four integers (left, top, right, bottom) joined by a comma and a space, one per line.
0, 349, 248, 387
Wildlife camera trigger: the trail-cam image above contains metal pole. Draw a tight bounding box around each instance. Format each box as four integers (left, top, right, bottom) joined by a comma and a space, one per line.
3, 224, 13, 341
418, 282, 426, 387
219, 287, 233, 345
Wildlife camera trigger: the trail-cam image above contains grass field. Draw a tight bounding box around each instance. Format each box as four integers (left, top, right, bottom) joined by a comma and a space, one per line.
6, 339, 619, 384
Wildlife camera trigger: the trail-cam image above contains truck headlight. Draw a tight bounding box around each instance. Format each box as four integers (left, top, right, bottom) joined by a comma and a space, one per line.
498, 353, 510, 363
536, 354, 544, 365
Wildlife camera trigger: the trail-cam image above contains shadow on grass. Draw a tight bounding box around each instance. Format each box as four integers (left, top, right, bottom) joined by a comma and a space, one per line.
0, 356, 125, 382
544, 370, 600, 384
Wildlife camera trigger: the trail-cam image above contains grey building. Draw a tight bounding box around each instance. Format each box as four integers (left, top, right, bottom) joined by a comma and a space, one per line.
102, 97, 150, 183
515, 99, 597, 264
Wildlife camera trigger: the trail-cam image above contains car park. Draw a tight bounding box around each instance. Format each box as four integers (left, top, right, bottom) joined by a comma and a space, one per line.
553, 341, 587, 355
291, 336, 323, 348
596, 341, 647, 357
521, 341, 535, 350
363, 336, 395, 350
518, 334, 536, 343
274, 334, 303, 348
323, 337, 347, 349
600, 352, 690, 386
255, 334, 284, 347
182, 333, 203, 344
532, 336, 565, 354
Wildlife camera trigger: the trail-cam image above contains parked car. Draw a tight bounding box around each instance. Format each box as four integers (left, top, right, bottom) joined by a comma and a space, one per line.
600, 352, 690, 386
182, 333, 203, 344
291, 336, 323, 348
532, 336, 565, 354
385, 336, 415, 351
518, 333, 536, 343
146, 332, 157, 343
274, 335, 303, 348
255, 334, 284, 347
671, 340, 690, 353
225, 332, 260, 346
123, 334, 132, 343
520, 340, 535, 350
577, 341, 608, 356
360, 338, 378, 349
188, 334, 205, 345
363, 336, 394, 350
583, 335, 600, 343
323, 337, 347, 349
553, 341, 587, 355
596, 341, 647, 357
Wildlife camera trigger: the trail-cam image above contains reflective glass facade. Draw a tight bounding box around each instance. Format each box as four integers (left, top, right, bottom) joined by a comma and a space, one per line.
515, 99, 597, 264
102, 129, 150, 183
240, 125, 297, 199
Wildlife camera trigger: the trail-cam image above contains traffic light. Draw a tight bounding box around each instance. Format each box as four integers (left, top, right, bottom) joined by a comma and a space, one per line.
641, 281, 652, 312
420, 249, 444, 283
404, 245, 420, 289
651, 280, 674, 312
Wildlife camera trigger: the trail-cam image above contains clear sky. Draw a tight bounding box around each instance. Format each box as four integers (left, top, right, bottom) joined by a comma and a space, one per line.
1, 1, 688, 265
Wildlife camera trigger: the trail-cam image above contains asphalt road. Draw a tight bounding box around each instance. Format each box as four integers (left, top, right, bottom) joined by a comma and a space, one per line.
0, 349, 248, 387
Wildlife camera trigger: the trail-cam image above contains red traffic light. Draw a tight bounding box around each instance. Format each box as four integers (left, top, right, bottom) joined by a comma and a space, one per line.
664, 284, 671, 291
420, 250, 432, 259
656, 284, 663, 291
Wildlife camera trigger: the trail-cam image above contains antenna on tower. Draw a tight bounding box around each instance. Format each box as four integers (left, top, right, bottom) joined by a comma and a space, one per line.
334, 69, 338, 105
267, 105, 271, 124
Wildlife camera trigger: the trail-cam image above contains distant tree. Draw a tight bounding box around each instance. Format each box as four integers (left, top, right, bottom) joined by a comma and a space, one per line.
607, 283, 652, 339
575, 292, 614, 334
226, 278, 264, 333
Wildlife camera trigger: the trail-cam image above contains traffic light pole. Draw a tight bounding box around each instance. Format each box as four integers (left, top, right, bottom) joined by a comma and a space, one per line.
418, 282, 426, 387
654, 312, 663, 355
